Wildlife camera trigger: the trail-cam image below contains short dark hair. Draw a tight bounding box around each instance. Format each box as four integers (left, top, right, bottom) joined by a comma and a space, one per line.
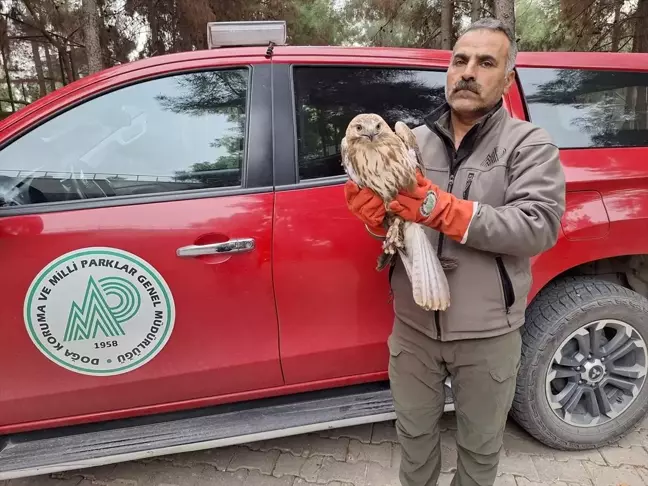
459, 18, 517, 72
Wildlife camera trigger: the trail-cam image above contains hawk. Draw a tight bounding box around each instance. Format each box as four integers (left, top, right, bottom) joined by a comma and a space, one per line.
341, 113, 453, 311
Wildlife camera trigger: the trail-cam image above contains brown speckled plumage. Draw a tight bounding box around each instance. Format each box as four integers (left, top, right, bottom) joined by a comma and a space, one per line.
342, 115, 419, 203
341, 113, 452, 311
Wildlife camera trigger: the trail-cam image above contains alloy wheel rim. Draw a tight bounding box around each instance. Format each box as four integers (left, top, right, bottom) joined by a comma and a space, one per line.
545, 319, 647, 427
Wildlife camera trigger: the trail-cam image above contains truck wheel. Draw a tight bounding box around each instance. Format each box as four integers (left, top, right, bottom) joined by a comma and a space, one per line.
511, 276, 648, 450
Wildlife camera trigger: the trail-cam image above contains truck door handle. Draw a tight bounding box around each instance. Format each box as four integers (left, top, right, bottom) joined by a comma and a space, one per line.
176, 238, 255, 258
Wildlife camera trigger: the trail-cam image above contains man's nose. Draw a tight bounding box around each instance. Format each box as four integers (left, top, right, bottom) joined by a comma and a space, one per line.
462, 61, 477, 79
462, 70, 476, 81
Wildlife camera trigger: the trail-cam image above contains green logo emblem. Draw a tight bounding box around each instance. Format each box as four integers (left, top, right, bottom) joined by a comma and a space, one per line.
24, 248, 175, 376
64, 276, 140, 342
420, 190, 437, 218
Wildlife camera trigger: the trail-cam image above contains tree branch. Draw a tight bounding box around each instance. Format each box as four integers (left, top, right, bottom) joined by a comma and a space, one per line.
567, 1, 615, 51
371, 0, 411, 44
547, 0, 595, 41
1, 12, 83, 48
0, 97, 28, 105
618, 35, 634, 52
422, 28, 441, 48
595, 33, 636, 51
590, 13, 636, 51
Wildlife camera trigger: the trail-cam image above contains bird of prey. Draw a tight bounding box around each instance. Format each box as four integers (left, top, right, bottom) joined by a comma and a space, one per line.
341, 113, 454, 312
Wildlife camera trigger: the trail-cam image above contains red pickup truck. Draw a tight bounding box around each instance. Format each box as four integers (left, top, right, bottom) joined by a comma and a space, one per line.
1, 21, 648, 480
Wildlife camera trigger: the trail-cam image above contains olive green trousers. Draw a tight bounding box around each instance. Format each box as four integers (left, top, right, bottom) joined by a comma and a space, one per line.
388, 318, 522, 486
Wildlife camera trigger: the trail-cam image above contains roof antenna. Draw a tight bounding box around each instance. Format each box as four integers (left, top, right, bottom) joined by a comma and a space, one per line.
265, 41, 276, 58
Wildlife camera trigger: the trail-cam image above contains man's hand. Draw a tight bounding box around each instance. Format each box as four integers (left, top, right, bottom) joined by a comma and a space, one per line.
389, 171, 477, 244
386, 171, 438, 224
344, 180, 387, 236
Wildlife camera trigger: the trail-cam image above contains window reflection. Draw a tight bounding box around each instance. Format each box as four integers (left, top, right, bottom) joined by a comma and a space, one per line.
519, 68, 648, 149
294, 66, 447, 181
0, 69, 248, 207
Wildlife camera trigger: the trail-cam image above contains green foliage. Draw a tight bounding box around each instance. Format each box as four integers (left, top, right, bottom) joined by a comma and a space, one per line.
288, 0, 352, 45
516, 0, 568, 51
516, 0, 641, 52
1, 0, 647, 113
341, 0, 446, 48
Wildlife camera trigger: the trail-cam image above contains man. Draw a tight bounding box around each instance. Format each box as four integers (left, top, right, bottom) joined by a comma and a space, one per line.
344, 18, 566, 486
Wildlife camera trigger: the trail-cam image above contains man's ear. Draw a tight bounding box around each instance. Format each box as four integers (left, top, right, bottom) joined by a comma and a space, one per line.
503, 70, 516, 94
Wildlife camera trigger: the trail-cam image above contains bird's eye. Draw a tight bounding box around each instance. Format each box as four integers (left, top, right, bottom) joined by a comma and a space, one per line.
376, 123, 382, 130
356, 125, 362, 131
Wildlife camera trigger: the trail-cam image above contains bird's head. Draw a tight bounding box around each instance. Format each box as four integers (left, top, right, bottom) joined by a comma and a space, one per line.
345, 114, 389, 143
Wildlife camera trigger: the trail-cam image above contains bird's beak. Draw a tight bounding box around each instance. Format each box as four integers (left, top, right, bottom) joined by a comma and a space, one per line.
365, 132, 378, 141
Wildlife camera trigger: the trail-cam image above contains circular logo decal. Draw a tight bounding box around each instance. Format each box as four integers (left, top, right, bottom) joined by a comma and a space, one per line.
24, 247, 175, 376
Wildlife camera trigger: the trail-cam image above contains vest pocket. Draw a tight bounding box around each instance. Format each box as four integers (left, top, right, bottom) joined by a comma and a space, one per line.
495, 256, 515, 314
463, 171, 475, 199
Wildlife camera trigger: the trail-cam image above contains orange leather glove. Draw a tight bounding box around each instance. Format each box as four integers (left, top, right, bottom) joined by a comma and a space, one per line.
388, 171, 476, 243
344, 180, 387, 237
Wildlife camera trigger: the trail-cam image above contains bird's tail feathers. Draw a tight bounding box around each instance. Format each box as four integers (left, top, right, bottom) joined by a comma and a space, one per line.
398, 222, 451, 311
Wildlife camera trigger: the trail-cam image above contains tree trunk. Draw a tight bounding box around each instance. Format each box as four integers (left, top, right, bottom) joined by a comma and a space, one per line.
494, 0, 515, 35
471, 0, 481, 22
31, 41, 47, 97
610, 0, 623, 51
61, 48, 74, 84
57, 47, 71, 85
97, 0, 114, 67
632, 0, 648, 53
441, 0, 454, 50
83, 0, 104, 73
484, 0, 495, 17
70, 48, 79, 80
148, 0, 165, 56
44, 45, 57, 91
0, 46, 15, 112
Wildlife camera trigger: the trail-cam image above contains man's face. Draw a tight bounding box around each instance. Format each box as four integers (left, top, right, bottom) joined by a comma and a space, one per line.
445, 28, 515, 118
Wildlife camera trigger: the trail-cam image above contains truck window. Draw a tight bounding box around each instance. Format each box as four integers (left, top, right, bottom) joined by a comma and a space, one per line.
0, 68, 249, 207
293, 66, 447, 181
517, 67, 648, 149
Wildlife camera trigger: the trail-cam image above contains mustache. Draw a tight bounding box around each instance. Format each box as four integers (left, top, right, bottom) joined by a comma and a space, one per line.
453, 79, 481, 94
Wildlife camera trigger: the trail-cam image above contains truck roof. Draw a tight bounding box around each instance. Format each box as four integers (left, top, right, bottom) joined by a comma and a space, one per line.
269, 46, 648, 72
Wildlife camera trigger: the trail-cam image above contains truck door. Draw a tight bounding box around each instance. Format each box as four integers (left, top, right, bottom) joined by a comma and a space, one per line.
0, 59, 283, 431
270, 58, 450, 384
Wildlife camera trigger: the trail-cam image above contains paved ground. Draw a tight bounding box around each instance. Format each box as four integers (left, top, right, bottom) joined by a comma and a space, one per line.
4, 413, 648, 486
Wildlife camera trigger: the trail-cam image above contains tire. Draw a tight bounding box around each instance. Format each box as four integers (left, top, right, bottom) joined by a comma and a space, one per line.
511, 276, 648, 450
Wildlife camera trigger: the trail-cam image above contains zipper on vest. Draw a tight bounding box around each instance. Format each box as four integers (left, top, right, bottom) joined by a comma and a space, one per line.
434, 159, 458, 339
437, 172, 456, 259
431, 118, 487, 339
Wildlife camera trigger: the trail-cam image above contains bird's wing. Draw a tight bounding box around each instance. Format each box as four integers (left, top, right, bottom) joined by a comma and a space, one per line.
399, 221, 450, 311
394, 121, 424, 174
340, 136, 362, 186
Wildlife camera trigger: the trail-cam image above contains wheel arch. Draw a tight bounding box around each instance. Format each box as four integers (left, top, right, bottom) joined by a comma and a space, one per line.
529, 238, 648, 304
